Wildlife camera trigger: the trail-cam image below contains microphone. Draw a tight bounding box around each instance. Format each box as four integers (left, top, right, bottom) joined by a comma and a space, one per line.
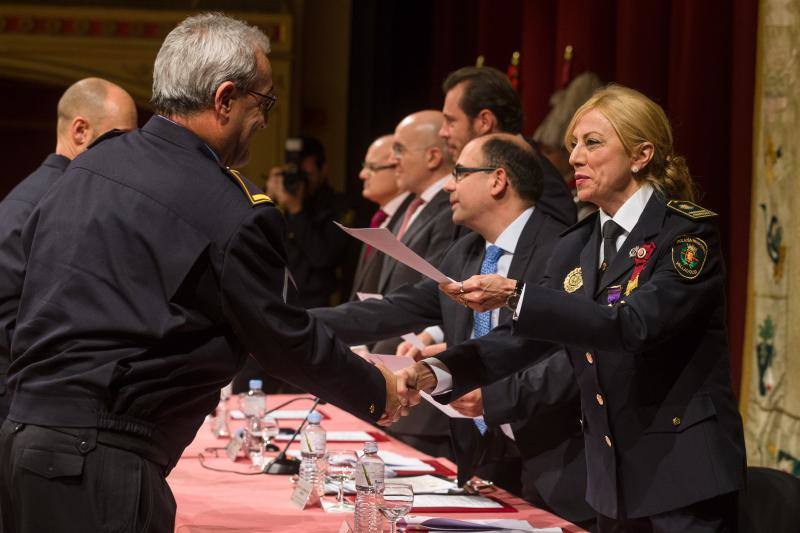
263, 396, 322, 475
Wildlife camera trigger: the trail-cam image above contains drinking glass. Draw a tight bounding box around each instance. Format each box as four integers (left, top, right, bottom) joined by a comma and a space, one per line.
326, 449, 358, 512
261, 416, 280, 452
377, 482, 414, 533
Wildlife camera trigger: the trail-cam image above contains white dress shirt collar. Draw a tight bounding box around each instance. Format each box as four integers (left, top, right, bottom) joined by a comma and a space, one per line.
598, 183, 654, 235
489, 207, 534, 254
419, 175, 450, 203
381, 191, 412, 218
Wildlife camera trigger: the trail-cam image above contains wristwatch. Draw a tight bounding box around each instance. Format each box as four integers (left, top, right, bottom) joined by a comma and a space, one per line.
504, 279, 524, 315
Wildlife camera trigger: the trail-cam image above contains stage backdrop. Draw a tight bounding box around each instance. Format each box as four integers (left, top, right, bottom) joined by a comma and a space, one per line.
741, 0, 800, 476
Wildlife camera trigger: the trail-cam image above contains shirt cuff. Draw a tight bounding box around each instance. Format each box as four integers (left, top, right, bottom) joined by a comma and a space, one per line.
424, 358, 453, 395
513, 284, 527, 320
423, 326, 444, 344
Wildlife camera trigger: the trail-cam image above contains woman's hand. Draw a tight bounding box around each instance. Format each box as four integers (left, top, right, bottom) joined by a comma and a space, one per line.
439, 274, 517, 312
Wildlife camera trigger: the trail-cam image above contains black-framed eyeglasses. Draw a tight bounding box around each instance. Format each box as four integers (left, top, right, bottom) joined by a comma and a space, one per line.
362, 161, 398, 173
451, 165, 498, 183
246, 89, 278, 115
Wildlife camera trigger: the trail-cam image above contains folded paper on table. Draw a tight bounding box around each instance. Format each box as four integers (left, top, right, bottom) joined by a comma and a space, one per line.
389, 475, 458, 494
413, 495, 506, 510
335, 223, 455, 284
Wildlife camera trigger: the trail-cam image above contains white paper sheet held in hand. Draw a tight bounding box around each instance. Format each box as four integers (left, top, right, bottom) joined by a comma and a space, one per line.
335, 223, 455, 283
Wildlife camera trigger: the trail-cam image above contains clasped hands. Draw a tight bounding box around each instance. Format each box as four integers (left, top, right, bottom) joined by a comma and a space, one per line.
439, 274, 517, 312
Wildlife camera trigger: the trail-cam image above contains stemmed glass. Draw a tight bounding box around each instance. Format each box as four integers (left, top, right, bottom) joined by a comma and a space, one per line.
326, 449, 358, 512
377, 482, 414, 533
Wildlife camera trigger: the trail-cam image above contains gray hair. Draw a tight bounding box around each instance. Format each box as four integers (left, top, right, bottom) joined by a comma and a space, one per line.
152, 12, 270, 116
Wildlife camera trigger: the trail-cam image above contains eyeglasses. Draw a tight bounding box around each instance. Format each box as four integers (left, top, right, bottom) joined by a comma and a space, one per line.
392, 144, 428, 157
246, 89, 278, 115
451, 164, 498, 183
362, 161, 398, 173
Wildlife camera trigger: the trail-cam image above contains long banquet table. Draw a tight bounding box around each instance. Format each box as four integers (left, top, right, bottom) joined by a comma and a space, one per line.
169, 394, 587, 532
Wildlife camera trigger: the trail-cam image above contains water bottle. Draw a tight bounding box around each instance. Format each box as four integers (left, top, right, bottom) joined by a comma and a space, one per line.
299, 411, 326, 496
354, 441, 385, 532
241, 379, 266, 455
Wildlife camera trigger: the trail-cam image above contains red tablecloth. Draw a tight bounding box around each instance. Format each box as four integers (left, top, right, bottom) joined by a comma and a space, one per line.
169, 395, 587, 532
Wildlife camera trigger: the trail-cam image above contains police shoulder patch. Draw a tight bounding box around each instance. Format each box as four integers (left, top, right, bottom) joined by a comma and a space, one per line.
666, 200, 717, 220
672, 235, 708, 279
226, 168, 273, 207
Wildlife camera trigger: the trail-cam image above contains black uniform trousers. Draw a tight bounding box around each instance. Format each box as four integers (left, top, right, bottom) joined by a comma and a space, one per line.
0, 420, 175, 533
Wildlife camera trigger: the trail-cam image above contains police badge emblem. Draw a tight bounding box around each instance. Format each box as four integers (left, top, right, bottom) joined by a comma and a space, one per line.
672, 235, 708, 279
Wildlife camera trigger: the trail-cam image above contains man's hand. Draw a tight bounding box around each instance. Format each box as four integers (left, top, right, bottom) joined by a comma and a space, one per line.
394, 361, 438, 409
266, 166, 304, 214
449, 388, 484, 417
439, 274, 517, 312
419, 342, 446, 361
396, 331, 434, 360
375, 363, 403, 426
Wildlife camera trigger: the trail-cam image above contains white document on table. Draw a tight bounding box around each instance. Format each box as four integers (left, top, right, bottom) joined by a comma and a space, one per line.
335, 223, 455, 284
274, 430, 374, 442
412, 494, 505, 509
401, 515, 557, 532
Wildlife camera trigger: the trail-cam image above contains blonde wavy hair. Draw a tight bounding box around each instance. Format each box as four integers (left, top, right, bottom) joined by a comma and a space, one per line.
564, 84, 696, 202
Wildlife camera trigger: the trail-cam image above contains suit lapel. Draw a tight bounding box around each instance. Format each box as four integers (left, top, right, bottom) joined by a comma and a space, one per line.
377, 194, 417, 292
501, 209, 543, 322
453, 238, 484, 344
595, 194, 667, 297
400, 189, 448, 246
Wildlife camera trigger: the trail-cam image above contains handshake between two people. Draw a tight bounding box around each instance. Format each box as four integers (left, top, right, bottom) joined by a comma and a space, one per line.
375, 273, 518, 426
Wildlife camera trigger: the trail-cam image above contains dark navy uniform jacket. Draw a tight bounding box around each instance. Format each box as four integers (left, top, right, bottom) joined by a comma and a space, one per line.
7, 116, 385, 468
437, 193, 746, 519
0, 154, 70, 422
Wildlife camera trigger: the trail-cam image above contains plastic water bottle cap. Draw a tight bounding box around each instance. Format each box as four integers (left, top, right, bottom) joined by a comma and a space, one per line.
307, 411, 322, 424
363, 441, 378, 454
248, 379, 263, 390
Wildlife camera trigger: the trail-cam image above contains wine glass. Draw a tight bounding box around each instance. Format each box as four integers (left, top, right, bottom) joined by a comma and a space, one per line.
377, 482, 414, 533
261, 416, 280, 452
326, 449, 358, 512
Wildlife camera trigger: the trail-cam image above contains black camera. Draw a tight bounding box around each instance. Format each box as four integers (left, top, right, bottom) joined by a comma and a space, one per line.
281, 137, 309, 196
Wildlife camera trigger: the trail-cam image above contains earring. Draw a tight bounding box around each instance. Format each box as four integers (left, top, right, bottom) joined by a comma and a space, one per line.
631, 166, 639, 174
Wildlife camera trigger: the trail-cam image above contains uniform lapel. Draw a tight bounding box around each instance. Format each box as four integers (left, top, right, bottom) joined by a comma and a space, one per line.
595, 194, 667, 297
578, 213, 601, 297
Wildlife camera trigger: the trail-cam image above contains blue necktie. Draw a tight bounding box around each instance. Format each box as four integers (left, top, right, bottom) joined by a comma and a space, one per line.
471, 245, 504, 435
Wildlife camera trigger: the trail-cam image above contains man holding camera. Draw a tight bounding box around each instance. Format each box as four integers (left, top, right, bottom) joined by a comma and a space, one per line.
266, 136, 354, 308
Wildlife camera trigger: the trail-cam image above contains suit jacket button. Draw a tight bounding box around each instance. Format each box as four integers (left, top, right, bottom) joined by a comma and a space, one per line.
604, 435, 612, 447
369, 403, 376, 414
585, 352, 594, 364
672, 417, 681, 426
78, 440, 91, 453
596, 393, 604, 406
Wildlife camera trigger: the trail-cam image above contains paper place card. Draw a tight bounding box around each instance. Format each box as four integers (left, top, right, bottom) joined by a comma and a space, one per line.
290, 477, 321, 509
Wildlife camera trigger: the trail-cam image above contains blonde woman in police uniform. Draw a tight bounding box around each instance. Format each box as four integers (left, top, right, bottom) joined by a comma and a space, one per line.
402, 85, 746, 532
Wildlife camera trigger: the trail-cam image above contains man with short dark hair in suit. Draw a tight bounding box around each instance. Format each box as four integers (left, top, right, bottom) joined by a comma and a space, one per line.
313, 134, 594, 527
351, 134, 411, 298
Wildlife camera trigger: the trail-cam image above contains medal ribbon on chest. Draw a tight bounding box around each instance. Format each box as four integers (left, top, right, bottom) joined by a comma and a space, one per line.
625, 242, 656, 296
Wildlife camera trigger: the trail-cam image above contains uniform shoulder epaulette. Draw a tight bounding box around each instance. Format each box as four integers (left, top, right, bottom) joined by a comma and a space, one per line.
666, 200, 717, 220
226, 168, 273, 207
559, 209, 598, 237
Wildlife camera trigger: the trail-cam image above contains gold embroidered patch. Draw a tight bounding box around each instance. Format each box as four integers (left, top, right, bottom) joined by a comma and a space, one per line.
563, 267, 583, 293
666, 200, 717, 220
227, 168, 273, 206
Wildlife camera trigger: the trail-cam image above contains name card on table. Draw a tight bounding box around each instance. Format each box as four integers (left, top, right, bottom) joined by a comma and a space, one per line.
290, 478, 321, 510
